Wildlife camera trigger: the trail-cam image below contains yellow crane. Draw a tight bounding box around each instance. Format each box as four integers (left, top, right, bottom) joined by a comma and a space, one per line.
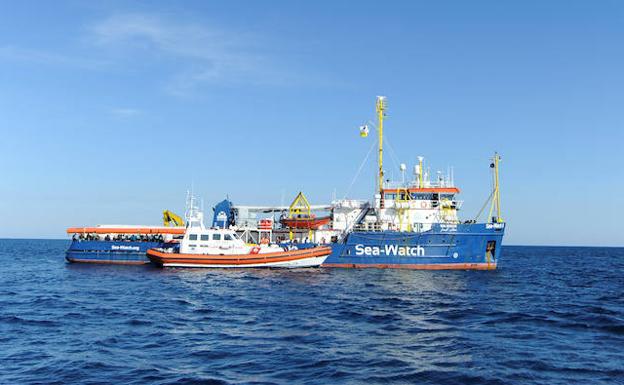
163, 210, 185, 227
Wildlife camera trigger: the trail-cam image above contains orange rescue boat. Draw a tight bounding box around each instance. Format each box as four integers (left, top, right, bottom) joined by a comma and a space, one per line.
280, 215, 331, 229
147, 246, 331, 268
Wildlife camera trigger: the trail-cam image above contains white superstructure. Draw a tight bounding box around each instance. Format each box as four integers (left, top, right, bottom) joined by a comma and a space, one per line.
180, 194, 284, 255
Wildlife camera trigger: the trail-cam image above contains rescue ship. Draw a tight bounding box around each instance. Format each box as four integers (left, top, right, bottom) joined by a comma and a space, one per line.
211, 97, 505, 270
65, 211, 185, 264
318, 96, 505, 269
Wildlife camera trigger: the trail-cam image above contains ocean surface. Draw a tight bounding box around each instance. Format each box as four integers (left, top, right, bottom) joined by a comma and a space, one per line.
1, 240, 623, 385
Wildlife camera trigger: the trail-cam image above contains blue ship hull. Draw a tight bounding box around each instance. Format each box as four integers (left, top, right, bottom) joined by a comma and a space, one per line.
65, 241, 174, 265
323, 223, 504, 269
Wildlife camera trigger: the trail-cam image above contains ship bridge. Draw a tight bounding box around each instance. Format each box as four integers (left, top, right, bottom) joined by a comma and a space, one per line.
370, 157, 464, 232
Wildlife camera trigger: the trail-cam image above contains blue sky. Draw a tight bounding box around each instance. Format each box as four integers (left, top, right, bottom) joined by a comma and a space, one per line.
1, 1, 622, 246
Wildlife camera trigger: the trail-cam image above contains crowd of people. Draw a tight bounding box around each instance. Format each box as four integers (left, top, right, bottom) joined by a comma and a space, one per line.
72, 233, 165, 242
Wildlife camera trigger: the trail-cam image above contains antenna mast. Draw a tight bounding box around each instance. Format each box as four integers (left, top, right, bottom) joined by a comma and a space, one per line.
376, 96, 386, 194
488, 153, 503, 223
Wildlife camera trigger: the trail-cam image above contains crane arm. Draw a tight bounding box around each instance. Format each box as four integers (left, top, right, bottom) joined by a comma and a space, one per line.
163, 210, 185, 227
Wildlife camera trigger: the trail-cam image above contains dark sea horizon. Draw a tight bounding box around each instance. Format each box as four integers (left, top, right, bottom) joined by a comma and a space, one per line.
1, 239, 623, 384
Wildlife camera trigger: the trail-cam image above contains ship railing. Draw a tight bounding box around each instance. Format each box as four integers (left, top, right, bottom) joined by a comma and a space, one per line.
352, 223, 384, 232
438, 199, 464, 209
337, 203, 371, 236
351, 222, 441, 233
383, 180, 454, 189
381, 199, 464, 209
453, 200, 464, 209
330, 199, 369, 209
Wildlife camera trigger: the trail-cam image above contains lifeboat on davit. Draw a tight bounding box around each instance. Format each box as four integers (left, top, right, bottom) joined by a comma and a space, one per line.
280, 214, 331, 230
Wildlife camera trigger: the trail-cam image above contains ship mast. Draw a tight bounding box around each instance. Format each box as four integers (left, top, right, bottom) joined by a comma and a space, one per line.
488, 152, 503, 223
376, 96, 386, 194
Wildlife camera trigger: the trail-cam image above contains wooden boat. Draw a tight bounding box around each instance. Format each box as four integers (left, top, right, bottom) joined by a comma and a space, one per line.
147, 245, 331, 268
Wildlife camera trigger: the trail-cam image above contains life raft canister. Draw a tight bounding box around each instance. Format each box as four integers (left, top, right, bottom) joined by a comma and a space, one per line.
258, 218, 273, 230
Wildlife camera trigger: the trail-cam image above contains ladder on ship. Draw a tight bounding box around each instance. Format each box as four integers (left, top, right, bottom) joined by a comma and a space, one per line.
346, 203, 375, 234
395, 187, 412, 232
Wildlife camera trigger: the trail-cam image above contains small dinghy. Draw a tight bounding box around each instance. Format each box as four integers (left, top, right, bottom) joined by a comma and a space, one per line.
147, 195, 330, 268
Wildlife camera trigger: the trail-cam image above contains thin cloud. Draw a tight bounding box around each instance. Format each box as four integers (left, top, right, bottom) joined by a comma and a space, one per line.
110, 107, 142, 117
0, 45, 107, 69
0, 13, 327, 96
90, 14, 293, 94
92, 14, 236, 60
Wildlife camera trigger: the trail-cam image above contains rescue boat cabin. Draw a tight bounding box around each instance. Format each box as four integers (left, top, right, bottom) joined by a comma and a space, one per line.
176, 194, 288, 256
179, 227, 249, 255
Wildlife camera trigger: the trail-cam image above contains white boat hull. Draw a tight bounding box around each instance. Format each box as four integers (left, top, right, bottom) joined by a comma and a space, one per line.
162, 255, 327, 268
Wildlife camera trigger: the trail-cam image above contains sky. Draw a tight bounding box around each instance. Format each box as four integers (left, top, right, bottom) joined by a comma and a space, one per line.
0, 1, 622, 246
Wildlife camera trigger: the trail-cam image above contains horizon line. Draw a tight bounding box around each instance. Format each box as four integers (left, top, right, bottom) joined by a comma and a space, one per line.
0, 237, 622, 249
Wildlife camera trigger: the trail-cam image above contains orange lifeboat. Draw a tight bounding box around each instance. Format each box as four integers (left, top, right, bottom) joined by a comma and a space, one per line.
280, 215, 331, 229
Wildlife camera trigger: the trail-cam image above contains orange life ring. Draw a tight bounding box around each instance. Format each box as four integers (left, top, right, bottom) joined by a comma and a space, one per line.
421, 201, 428, 209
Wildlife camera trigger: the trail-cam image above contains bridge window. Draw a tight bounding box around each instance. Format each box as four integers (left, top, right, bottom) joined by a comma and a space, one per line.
224, 234, 233, 241
411, 193, 434, 200
189, 234, 198, 241
200, 235, 209, 241
213, 234, 221, 241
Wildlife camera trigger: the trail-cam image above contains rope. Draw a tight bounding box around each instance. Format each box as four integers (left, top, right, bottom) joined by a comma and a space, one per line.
343, 139, 377, 199
384, 136, 403, 174
366, 119, 403, 174
474, 189, 495, 223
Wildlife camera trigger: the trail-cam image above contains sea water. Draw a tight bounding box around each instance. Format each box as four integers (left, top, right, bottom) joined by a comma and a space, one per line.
1, 239, 623, 384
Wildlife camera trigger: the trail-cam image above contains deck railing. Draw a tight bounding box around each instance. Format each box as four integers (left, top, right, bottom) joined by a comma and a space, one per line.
383, 180, 455, 189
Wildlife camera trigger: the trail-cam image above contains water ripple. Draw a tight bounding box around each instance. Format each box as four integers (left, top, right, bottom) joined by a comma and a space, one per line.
0, 240, 623, 384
